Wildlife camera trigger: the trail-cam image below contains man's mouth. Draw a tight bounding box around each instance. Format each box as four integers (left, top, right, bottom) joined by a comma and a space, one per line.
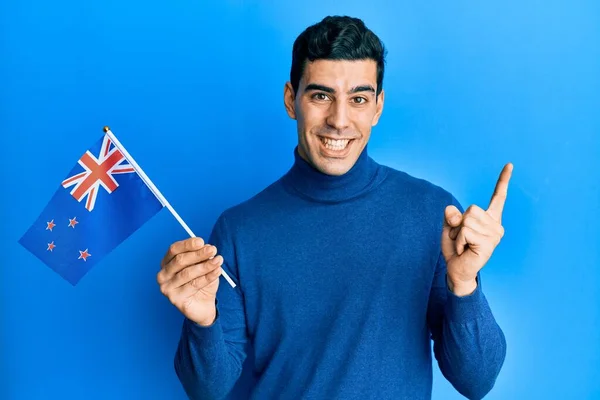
319, 136, 354, 151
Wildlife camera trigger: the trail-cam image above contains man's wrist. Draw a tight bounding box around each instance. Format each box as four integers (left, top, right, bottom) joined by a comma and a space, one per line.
447, 274, 478, 297
191, 305, 218, 327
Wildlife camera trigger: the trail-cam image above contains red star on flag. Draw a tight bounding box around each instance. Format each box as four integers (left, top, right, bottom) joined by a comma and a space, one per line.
78, 249, 91, 261
46, 220, 56, 231
68, 217, 79, 228
47, 241, 56, 251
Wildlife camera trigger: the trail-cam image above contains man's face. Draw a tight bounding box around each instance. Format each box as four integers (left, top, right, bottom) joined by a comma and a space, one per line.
284, 59, 385, 176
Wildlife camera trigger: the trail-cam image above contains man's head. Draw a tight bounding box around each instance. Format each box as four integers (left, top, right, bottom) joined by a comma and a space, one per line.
284, 16, 386, 176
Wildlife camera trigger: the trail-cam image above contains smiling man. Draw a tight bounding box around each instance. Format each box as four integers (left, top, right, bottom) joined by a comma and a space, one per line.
159, 15, 509, 400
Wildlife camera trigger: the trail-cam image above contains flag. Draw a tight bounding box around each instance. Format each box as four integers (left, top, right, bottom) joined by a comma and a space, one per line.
19, 132, 164, 285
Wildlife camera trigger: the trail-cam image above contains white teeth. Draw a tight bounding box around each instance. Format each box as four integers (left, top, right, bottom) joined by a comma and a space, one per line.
320, 137, 350, 151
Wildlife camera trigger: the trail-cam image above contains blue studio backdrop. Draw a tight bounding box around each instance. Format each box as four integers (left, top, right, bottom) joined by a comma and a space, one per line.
2, 1, 599, 399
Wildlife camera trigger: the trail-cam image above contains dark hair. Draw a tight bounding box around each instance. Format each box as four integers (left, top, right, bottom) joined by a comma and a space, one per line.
290, 16, 387, 96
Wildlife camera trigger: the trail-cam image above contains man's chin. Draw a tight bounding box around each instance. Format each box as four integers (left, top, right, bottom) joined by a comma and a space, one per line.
299, 142, 361, 176
313, 158, 355, 176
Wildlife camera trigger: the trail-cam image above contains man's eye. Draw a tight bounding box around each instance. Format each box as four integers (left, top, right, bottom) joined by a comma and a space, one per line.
353, 97, 367, 104
313, 93, 329, 101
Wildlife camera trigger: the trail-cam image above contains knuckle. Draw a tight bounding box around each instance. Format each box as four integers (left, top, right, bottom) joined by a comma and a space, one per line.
204, 245, 216, 256
185, 238, 196, 251
467, 204, 482, 215
159, 283, 169, 296
196, 248, 213, 262
197, 248, 208, 258
471, 204, 487, 215
182, 238, 203, 253
156, 270, 165, 285
462, 216, 474, 228
174, 253, 186, 267
190, 277, 203, 289
168, 243, 178, 257
179, 266, 192, 282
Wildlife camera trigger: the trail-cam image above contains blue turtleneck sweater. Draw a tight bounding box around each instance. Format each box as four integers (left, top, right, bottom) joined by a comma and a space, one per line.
174, 146, 506, 400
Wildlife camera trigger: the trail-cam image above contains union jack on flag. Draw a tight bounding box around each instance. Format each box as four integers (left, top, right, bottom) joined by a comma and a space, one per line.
61, 135, 136, 212
19, 130, 164, 285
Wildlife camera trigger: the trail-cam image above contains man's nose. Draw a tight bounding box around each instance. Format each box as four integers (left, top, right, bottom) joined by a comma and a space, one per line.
326, 101, 350, 131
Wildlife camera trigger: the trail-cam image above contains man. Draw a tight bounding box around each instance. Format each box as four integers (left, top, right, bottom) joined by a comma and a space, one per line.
157, 15, 509, 400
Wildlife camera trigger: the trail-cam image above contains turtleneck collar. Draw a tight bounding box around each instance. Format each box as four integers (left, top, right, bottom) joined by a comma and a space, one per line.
282, 145, 385, 203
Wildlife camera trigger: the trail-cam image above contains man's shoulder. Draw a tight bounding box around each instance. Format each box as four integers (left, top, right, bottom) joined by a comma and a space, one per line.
213, 177, 287, 231
381, 164, 455, 202
376, 164, 462, 231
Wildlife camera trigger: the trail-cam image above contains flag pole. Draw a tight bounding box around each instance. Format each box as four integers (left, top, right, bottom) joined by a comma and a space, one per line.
102, 126, 237, 289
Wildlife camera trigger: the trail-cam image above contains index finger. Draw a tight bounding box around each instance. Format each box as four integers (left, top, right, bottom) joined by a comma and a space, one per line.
487, 162, 513, 222
161, 237, 205, 267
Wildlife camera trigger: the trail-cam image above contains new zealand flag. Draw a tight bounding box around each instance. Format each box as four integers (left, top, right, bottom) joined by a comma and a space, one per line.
19, 133, 164, 285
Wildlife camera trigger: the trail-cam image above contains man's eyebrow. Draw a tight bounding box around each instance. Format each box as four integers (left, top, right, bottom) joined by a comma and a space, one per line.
349, 85, 376, 94
304, 83, 376, 94
304, 84, 335, 93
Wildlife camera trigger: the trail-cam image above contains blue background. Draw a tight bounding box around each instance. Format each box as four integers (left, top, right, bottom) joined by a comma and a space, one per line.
2, 1, 599, 399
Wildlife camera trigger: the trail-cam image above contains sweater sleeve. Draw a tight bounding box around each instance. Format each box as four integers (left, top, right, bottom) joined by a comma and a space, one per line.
426, 196, 507, 400
174, 213, 249, 400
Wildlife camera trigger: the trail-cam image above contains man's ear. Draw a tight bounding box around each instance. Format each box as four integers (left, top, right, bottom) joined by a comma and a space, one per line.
284, 81, 297, 120
372, 89, 385, 126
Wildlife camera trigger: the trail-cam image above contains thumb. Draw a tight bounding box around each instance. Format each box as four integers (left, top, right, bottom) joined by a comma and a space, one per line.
442, 205, 463, 259
444, 205, 463, 228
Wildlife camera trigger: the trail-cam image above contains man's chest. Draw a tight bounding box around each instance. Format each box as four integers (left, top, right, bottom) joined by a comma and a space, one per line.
236, 201, 441, 333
